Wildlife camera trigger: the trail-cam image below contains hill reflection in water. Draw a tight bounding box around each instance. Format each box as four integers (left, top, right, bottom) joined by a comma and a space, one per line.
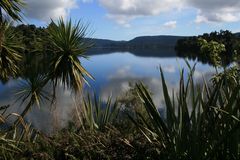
86, 48, 176, 58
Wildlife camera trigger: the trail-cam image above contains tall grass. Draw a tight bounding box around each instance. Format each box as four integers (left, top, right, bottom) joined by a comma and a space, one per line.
130, 65, 240, 159
73, 94, 120, 131
0, 105, 38, 160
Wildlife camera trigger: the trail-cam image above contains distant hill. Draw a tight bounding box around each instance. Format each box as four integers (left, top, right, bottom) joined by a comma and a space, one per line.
234, 32, 240, 37
90, 38, 126, 49
87, 32, 240, 56
128, 35, 183, 48
89, 35, 185, 50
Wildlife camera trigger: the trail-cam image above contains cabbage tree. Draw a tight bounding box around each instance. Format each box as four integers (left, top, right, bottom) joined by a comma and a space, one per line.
0, 0, 24, 23
48, 18, 94, 92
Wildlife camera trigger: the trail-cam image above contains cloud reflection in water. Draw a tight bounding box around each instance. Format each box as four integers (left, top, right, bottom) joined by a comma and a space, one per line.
0, 51, 215, 133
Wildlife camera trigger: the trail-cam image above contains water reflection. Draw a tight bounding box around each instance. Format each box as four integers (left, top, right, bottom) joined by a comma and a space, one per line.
0, 79, 76, 133
83, 51, 215, 107
87, 47, 176, 58
0, 49, 215, 133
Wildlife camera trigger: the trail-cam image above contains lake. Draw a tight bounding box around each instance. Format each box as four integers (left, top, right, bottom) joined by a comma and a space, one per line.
0, 48, 215, 133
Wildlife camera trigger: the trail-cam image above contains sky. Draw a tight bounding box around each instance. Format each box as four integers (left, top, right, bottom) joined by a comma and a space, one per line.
22, 0, 240, 40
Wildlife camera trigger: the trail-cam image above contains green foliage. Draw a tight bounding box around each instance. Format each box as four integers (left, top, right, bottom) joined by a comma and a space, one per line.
0, 105, 38, 160
1, 105, 162, 160
13, 24, 59, 79
130, 66, 240, 159
0, 21, 22, 82
73, 94, 120, 131
0, 0, 25, 22
0, 0, 25, 82
176, 30, 240, 66
48, 18, 94, 92
212, 66, 240, 87
117, 83, 146, 114
0, 19, 94, 121
14, 74, 51, 122
198, 38, 226, 67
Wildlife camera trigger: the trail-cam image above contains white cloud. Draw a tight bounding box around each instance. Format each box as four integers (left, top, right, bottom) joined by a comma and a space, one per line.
99, 0, 183, 27
23, 0, 240, 26
99, 0, 240, 26
187, 0, 240, 23
107, 14, 134, 27
195, 11, 240, 24
24, 0, 78, 22
108, 65, 136, 79
195, 15, 208, 24
81, 0, 93, 3
163, 21, 177, 29
162, 65, 176, 73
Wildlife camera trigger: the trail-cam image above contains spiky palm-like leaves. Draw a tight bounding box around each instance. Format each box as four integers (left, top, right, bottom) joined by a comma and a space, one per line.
0, 0, 25, 23
130, 66, 240, 159
0, 21, 22, 82
48, 18, 93, 92
76, 94, 119, 131
14, 74, 51, 123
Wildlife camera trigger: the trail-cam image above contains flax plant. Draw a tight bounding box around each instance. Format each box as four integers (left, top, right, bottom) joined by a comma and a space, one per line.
130, 65, 240, 159
74, 94, 120, 131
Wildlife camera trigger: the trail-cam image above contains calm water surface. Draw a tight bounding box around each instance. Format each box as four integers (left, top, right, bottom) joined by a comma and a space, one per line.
0, 49, 215, 133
